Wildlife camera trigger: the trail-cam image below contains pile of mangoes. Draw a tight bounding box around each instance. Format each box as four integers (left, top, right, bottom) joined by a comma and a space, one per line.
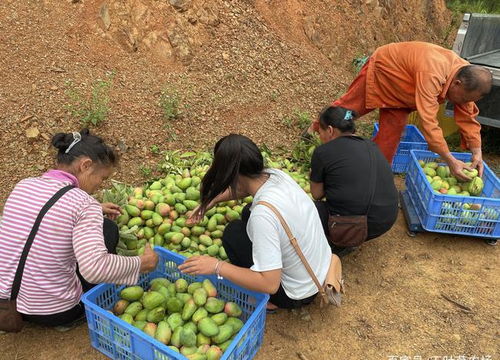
418, 160, 484, 196
114, 153, 313, 260
438, 200, 499, 232
114, 277, 243, 359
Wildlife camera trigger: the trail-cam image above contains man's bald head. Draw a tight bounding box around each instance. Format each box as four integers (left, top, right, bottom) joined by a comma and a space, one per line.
447, 65, 493, 104
456, 65, 493, 95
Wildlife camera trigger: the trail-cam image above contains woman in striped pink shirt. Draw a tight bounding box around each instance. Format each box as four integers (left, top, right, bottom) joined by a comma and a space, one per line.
0, 130, 158, 329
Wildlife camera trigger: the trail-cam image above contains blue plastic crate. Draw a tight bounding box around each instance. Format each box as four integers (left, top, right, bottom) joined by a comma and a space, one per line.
372, 123, 428, 173
81, 248, 269, 360
405, 150, 500, 239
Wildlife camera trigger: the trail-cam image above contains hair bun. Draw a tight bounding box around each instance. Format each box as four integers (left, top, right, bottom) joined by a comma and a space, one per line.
80, 128, 91, 137
51, 132, 74, 152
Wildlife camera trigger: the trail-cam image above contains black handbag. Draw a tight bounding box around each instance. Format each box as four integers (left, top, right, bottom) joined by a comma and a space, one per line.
0, 185, 74, 332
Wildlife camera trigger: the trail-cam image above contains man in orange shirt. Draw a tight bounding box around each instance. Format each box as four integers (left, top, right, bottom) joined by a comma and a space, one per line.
310, 41, 492, 181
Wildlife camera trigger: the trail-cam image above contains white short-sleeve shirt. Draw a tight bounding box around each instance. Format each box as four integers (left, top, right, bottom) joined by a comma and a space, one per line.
247, 169, 331, 300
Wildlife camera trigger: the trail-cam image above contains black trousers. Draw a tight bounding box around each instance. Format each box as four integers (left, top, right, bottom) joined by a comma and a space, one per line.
222, 204, 317, 309
22, 218, 119, 327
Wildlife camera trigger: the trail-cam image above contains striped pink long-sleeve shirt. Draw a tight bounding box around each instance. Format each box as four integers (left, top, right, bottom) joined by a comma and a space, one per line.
0, 171, 141, 315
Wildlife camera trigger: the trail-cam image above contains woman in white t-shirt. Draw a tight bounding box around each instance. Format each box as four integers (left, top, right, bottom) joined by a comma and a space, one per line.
179, 134, 332, 310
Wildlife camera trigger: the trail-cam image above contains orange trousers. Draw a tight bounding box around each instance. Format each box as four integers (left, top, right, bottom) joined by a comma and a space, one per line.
324, 61, 412, 164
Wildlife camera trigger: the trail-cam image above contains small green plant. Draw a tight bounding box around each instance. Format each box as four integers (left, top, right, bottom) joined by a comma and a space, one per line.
282, 110, 312, 130
65, 72, 114, 126
150, 144, 160, 155
446, 0, 500, 14
139, 166, 153, 178
159, 87, 181, 122
270, 90, 279, 102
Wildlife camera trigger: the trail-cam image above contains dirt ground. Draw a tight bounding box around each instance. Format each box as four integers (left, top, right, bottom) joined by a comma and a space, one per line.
0, 0, 498, 359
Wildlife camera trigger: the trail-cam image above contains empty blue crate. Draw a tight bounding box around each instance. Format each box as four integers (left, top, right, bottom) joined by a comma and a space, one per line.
81, 248, 269, 360
372, 123, 428, 173
405, 149, 500, 239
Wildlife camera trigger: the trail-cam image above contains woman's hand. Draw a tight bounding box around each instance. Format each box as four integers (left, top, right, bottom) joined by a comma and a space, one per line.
186, 205, 205, 226
102, 202, 121, 220
178, 255, 218, 276
139, 244, 159, 273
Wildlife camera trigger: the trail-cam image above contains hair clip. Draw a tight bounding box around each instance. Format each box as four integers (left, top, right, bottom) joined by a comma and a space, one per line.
65, 132, 82, 154
344, 110, 353, 121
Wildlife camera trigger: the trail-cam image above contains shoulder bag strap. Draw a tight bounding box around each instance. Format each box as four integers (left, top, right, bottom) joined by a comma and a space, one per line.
364, 139, 378, 214
10, 185, 75, 300
256, 201, 328, 301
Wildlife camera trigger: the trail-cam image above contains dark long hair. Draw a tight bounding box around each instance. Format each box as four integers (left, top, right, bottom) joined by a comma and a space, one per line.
51, 129, 118, 167
200, 134, 264, 211
318, 106, 357, 133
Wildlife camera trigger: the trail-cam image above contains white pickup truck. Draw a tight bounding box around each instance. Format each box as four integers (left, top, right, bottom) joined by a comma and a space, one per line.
447, 13, 500, 128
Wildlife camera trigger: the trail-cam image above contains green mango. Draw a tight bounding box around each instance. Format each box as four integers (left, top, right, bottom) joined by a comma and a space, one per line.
436, 166, 450, 178
219, 247, 228, 260
181, 237, 191, 249
193, 288, 208, 306
126, 239, 138, 250
176, 292, 193, 304
141, 210, 154, 220
207, 244, 220, 257
202, 279, 217, 298
175, 278, 189, 293
206, 346, 223, 360
213, 238, 222, 247
177, 178, 193, 191
213, 214, 226, 225
147, 306, 166, 323
219, 339, 232, 352
183, 200, 199, 211
183, 321, 198, 334
127, 217, 143, 228
205, 297, 224, 314
424, 167, 436, 177
169, 346, 180, 353
165, 194, 176, 206
187, 282, 203, 294
223, 302, 242, 317
211, 324, 233, 344
192, 307, 208, 324
182, 299, 198, 321
199, 235, 213, 247
149, 181, 162, 190
198, 317, 220, 337
180, 328, 197, 347
186, 354, 207, 360
125, 205, 141, 217
134, 308, 149, 322
192, 176, 201, 187
143, 227, 155, 240
113, 299, 129, 315
197, 333, 211, 346
170, 185, 183, 194
207, 217, 218, 232
132, 320, 147, 330
468, 177, 484, 196
191, 226, 205, 236
211, 313, 227, 326
143, 322, 157, 337
119, 313, 134, 324
181, 346, 198, 356
171, 232, 184, 245
171, 326, 182, 347
143, 291, 166, 310
120, 286, 144, 301
175, 203, 188, 215
124, 301, 143, 317
153, 234, 164, 247
116, 211, 130, 226
167, 298, 184, 314
210, 230, 223, 239
167, 312, 185, 330
225, 210, 240, 222
186, 187, 201, 201
157, 223, 171, 235
205, 208, 217, 218
155, 321, 172, 344
152, 213, 163, 226
225, 317, 244, 335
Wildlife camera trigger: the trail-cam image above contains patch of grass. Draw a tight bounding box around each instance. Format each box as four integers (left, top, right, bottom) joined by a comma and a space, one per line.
65, 72, 114, 126
159, 86, 181, 122
446, 0, 500, 14
139, 166, 153, 178
282, 109, 312, 130
356, 121, 375, 139
150, 144, 160, 155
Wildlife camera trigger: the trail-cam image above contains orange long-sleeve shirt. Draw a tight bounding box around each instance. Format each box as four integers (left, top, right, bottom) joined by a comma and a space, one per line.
365, 41, 481, 155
